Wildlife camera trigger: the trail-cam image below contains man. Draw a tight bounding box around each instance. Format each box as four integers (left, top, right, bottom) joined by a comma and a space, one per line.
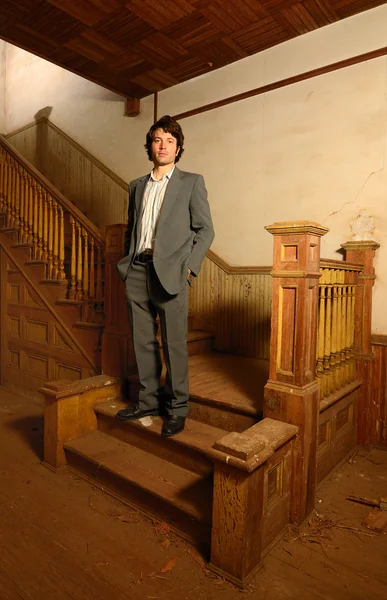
115, 115, 214, 437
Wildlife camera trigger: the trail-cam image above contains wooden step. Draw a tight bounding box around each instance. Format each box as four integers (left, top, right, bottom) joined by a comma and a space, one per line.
64, 430, 212, 545
10, 243, 32, 262
128, 352, 267, 432
156, 329, 214, 357
1, 228, 19, 244
95, 399, 227, 475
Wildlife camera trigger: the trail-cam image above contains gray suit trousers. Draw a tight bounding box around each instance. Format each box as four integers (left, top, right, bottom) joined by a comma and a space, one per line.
125, 260, 189, 417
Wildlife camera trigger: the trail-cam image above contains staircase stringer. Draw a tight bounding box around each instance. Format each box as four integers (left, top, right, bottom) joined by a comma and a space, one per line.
0, 235, 99, 373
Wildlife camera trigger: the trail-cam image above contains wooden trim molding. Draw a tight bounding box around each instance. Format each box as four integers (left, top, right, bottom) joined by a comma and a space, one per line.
206, 249, 271, 274
1, 134, 104, 244
173, 45, 387, 121
371, 334, 387, 346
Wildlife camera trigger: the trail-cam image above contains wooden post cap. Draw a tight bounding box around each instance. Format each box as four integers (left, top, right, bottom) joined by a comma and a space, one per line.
265, 221, 329, 236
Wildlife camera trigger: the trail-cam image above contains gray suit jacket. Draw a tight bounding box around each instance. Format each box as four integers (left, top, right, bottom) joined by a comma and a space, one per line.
117, 166, 215, 295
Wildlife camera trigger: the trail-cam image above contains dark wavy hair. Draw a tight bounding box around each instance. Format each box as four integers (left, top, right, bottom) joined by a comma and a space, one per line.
145, 115, 185, 163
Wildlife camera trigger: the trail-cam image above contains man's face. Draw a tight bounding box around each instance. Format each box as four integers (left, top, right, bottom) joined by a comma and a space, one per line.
151, 128, 180, 168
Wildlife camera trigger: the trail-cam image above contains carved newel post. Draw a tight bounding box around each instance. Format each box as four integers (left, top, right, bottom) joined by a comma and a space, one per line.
264, 221, 328, 524
340, 241, 379, 447
101, 224, 135, 383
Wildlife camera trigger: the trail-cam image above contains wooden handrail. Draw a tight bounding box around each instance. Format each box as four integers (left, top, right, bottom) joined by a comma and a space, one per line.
320, 258, 362, 271
0, 134, 105, 325
0, 134, 104, 246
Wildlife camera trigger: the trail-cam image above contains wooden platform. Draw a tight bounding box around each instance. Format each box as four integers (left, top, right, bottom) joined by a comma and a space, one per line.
46, 352, 269, 552
128, 351, 269, 431
188, 352, 269, 415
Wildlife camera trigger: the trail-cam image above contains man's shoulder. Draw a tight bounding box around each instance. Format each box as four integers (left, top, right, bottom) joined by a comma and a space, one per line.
129, 173, 149, 188
175, 168, 204, 182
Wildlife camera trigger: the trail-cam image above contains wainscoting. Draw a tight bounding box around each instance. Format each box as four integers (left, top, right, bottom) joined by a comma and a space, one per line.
6, 118, 128, 231
189, 250, 272, 360
371, 335, 387, 447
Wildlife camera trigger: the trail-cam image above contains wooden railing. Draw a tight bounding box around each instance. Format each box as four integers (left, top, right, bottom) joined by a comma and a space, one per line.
316, 260, 362, 400
0, 135, 105, 323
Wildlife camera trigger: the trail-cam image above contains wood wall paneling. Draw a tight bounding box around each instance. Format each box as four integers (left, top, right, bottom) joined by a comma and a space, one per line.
6, 118, 128, 233
317, 389, 358, 483
371, 337, 387, 447
188, 253, 272, 360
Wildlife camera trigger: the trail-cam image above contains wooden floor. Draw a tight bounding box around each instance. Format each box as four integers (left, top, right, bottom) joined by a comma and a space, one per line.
1, 384, 387, 600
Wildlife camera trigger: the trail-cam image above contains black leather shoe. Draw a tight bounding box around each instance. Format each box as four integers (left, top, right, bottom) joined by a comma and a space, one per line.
115, 405, 160, 421
161, 416, 186, 437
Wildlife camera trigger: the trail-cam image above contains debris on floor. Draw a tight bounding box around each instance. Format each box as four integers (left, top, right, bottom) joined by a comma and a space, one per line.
362, 508, 387, 533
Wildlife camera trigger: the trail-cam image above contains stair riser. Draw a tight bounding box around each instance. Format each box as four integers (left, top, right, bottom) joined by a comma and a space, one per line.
10, 246, 32, 263
97, 413, 213, 476
65, 450, 211, 547
128, 380, 257, 433
158, 337, 214, 360
189, 400, 258, 433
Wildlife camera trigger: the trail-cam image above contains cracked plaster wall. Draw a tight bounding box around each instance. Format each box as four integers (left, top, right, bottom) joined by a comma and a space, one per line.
0, 40, 6, 134
3, 6, 387, 332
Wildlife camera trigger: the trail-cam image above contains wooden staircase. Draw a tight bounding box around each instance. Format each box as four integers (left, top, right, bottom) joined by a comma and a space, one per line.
63, 352, 268, 547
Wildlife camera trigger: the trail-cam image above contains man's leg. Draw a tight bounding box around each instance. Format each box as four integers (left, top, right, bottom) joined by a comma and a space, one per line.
119, 261, 163, 414
148, 264, 189, 418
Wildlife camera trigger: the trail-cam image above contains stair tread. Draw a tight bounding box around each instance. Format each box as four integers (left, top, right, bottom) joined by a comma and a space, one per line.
95, 399, 228, 451
64, 430, 212, 521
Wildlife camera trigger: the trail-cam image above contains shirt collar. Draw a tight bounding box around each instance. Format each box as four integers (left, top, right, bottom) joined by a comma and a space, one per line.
150, 165, 175, 182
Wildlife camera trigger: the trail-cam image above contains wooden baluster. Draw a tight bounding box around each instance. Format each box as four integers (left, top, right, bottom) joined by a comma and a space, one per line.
6, 159, 13, 226
336, 270, 343, 389
42, 190, 49, 262
343, 270, 350, 384
47, 195, 54, 279
76, 223, 83, 300
345, 271, 351, 381
5, 157, 10, 222
4, 156, 11, 221
316, 269, 326, 398
89, 237, 95, 303
37, 185, 44, 259
28, 175, 34, 246
12, 159, 18, 227
82, 229, 89, 321
69, 216, 77, 299
53, 200, 59, 279
0, 153, 4, 205
8, 159, 15, 226
32, 181, 39, 259
96, 244, 102, 304
3, 153, 9, 210
330, 270, 339, 391
14, 164, 21, 236
0, 154, 5, 208
324, 271, 333, 395
350, 272, 356, 381
58, 206, 65, 280
18, 166, 24, 242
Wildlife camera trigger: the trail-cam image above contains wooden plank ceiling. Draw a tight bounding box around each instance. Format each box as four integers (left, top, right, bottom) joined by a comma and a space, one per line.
0, 0, 385, 99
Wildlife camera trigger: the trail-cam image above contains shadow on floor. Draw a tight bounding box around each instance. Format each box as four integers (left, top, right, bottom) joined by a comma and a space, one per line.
6, 414, 45, 460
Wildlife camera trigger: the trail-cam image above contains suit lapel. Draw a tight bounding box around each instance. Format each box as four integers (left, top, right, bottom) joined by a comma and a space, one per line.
135, 176, 148, 214
133, 175, 149, 253
157, 167, 184, 232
